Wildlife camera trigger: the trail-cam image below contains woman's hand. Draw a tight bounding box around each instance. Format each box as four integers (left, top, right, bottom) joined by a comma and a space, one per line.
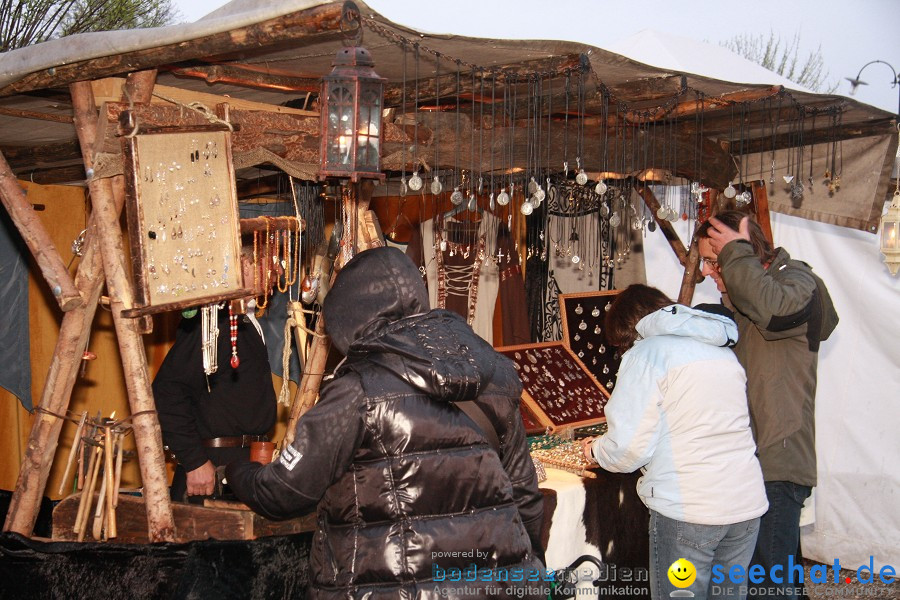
581, 437, 597, 464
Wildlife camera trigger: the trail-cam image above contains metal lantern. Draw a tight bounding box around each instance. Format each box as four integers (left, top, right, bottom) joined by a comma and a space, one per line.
881, 191, 900, 276
319, 45, 386, 182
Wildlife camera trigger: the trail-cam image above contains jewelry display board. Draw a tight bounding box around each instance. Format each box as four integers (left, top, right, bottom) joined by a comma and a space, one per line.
122, 130, 248, 315
559, 290, 623, 392
496, 341, 609, 433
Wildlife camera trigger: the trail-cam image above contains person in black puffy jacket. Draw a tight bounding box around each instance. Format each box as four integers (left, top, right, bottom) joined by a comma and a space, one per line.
226, 246, 546, 599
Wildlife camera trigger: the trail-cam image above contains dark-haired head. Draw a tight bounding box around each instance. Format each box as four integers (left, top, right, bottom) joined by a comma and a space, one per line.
695, 210, 776, 265
605, 284, 674, 350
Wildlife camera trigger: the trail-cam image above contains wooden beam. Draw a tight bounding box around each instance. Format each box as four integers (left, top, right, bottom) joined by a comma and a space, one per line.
169, 64, 320, 93
0, 152, 83, 311
676, 190, 717, 305
732, 118, 895, 155
0, 106, 73, 123
634, 183, 691, 269
0, 141, 83, 171
91, 77, 317, 117
70, 78, 176, 543
1, 3, 345, 97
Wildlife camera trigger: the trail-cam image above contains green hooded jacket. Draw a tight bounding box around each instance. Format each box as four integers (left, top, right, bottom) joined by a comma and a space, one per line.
717, 240, 838, 486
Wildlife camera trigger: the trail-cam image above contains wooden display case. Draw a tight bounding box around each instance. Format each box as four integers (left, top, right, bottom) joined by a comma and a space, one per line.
559, 290, 623, 392
122, 129, 250, 316
496, 341, 609, 433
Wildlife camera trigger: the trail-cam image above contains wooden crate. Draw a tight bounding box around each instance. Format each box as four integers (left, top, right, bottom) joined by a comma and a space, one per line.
52, 492, 316, 543
559, 290, 623, 392
496, 341, 609, 433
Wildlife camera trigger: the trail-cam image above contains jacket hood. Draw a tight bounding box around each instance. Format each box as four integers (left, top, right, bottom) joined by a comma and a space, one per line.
348, 309, 494, 402
636, 304, 738, 347
323, 246, 430, 356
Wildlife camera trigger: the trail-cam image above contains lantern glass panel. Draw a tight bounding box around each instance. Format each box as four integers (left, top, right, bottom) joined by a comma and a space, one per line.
883, 219, 899, 250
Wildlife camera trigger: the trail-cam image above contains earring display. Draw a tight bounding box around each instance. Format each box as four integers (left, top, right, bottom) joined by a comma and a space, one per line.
559, 290, 623, 391
123, 129, 246, 315
496, 341, 609, 433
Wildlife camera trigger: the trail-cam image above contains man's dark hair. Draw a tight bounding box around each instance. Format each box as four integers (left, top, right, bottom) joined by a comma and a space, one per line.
605, 284, 673, 350
696, 210, 777, 264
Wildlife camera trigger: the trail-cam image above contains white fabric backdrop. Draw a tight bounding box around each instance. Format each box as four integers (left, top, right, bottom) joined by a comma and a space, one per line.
643, 210, 900, 570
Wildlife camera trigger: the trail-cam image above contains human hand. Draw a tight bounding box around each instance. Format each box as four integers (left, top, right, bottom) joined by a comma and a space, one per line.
706, 216, 750, 255
581, 437, 597, 464
186, 460, 216, 496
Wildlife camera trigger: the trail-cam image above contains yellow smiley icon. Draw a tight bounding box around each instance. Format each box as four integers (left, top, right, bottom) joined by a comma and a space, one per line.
667, 558, 697, 588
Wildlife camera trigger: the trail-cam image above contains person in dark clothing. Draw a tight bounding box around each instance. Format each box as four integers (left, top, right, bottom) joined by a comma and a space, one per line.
153, 250, 277, 502
226, 246, 546, 600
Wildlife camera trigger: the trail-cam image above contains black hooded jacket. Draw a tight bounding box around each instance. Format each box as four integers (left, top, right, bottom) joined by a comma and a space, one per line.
226, 247, 545, 599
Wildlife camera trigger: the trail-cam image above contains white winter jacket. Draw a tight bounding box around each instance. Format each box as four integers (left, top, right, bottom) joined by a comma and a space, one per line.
590, 305, 768, 525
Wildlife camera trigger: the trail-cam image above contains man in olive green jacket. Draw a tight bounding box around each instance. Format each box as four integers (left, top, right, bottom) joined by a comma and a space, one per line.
697, 211, 838, 600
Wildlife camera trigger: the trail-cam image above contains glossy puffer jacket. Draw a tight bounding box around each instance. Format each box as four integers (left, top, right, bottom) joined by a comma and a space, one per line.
226, 247, 545, 600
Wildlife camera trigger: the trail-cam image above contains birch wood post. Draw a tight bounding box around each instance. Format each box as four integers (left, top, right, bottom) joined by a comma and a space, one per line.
0, 151, 82, 312
69, 79, 175, 543
2, 70, 162, 539
677, 189, 719, 305
104, 426, 116, 539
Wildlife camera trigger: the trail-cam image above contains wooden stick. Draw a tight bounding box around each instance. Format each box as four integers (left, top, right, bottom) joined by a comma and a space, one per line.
92, 463, 108, 541
58, 411, 88, 496
104, 426, 116, 539
112, 431, 124, 508
74, 444, 101, 540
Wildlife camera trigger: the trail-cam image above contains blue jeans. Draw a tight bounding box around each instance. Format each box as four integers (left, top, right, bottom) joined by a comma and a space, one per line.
748, 481, 812, 600
650, 510, 760, 600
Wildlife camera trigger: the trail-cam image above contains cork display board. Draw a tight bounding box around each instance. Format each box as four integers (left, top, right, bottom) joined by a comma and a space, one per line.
123, 130, 246, 313
559, 290, 623, 392
496, 341, 609, 433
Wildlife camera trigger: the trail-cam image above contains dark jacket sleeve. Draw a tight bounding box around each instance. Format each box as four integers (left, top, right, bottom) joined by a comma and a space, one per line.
226, 374, 367, 521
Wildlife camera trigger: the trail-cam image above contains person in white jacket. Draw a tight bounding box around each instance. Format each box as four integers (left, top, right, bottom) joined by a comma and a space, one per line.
582, 284, 768, 600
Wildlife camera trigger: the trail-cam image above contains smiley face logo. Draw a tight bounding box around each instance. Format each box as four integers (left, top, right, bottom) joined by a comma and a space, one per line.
667, 558, 696, 588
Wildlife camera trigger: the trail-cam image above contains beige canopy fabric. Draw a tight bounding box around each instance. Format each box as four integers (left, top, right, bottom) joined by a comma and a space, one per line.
0, 0, 895, 231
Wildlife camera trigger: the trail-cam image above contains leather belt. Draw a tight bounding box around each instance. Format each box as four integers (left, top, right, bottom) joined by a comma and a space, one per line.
202, 434, 268, 448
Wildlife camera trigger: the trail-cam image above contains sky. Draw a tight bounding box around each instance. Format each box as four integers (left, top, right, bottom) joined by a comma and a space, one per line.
172, 0, 900, 115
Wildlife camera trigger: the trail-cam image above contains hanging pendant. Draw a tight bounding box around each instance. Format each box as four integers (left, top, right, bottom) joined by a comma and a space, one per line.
409, 171, 423, 191
594, 324, 601, 334
430, 175, 443, 195
591, 307, 600, 318
576, 169, 588, 186
399, 176, 408, 197
578, 320, 587, 331
497, 188, 510, 206
595, 180, 608, 195
450, 186, 464, 205
723, 181, 737, 199
520, 200, 534, 216
575, 303, 583, 315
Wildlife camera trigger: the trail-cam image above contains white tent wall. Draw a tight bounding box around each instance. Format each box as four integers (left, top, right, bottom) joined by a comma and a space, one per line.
644, 209, 900, 570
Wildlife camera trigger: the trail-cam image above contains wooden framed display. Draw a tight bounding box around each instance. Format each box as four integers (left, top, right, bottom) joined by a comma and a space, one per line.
559, 290, 623, 392
496, 341, 609, 433
122, 129, 250, 316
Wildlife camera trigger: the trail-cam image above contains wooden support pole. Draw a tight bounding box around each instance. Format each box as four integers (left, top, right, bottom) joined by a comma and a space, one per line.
69, 79, 175, 542
633, 183, 689, 267
677, 190, 719, 305
283, 180, 374, 446
0, 151, 83, 312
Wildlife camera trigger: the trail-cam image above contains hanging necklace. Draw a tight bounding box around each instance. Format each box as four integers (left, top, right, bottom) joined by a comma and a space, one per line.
229, 303, 240, 368
201, 302, 220, 376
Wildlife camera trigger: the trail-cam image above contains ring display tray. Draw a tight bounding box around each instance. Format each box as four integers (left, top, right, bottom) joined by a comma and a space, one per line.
559, 290, 623, 392
496, 341, 609, 433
